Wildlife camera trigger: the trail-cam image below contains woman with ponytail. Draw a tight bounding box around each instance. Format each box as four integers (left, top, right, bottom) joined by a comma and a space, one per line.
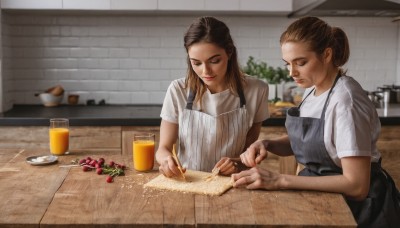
233, 16, 400, 228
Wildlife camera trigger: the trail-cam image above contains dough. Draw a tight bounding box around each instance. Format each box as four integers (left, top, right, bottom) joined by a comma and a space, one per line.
144, 169, 233, 196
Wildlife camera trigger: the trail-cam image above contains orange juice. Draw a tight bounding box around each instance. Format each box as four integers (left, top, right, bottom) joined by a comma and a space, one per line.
133, 140, 155, 171
49, 128, 69, 155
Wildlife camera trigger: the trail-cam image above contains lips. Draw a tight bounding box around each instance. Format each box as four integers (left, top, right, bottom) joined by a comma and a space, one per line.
202, 76, 215, 81
293, 78, 303, 84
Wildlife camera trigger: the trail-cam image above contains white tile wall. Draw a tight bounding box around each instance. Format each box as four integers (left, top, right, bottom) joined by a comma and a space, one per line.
0, 7, 2, 112
1, 13, 399, 109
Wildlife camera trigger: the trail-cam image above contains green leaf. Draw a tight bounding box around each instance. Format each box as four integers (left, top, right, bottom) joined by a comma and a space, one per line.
242, 56, 291, 84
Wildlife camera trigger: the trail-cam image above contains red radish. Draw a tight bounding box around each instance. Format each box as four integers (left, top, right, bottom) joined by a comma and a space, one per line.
106, 176, 113, 183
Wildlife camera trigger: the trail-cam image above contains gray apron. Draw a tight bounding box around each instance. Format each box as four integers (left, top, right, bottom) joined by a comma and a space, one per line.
286, 75, 400, 228
178, 89, 250, 172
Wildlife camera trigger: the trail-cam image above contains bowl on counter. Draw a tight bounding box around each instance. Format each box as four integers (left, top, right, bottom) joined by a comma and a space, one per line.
39, 93, 64, 107
45, 85, 64, 96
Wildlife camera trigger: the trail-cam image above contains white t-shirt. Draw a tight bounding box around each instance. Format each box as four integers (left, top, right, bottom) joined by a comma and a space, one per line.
300, 76, 381, 167
161, 75, 269, 126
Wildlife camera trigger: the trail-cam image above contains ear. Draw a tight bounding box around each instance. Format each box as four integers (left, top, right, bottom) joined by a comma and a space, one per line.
323, 48, 333, 64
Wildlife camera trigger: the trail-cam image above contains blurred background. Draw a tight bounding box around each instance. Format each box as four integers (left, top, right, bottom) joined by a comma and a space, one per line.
0, 0, 399, 112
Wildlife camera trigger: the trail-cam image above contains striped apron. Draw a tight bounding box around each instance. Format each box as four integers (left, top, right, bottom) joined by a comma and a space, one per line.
177, 90, 251, 172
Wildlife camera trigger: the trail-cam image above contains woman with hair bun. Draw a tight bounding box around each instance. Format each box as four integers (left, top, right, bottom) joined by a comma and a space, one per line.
233, 16, 400, 227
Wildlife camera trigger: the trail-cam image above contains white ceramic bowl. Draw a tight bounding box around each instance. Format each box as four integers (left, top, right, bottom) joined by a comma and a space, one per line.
39, 93, 64, 107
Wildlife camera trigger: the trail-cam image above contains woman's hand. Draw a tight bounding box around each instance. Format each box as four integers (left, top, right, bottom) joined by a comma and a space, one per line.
158, 154, 186, 178
231, 167, 281, 190
240, 140, 268, 167
214, 157, 242, 176
156, 120, 183, 178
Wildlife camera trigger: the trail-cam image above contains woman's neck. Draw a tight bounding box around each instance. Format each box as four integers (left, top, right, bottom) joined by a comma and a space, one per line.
207, 78, 229, 94
314, 69, 339, 96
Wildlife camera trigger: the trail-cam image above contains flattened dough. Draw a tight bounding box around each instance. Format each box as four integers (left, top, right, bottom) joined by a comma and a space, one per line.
144, 169, 233, 196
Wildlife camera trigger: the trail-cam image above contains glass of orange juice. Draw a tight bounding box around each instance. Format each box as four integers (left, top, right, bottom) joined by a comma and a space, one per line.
133, 133, 155, 172
49, 118, 69, 155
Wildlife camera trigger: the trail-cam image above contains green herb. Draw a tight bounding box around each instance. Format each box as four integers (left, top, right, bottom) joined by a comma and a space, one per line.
242, 56, 291, 84
242, 56, 292, 102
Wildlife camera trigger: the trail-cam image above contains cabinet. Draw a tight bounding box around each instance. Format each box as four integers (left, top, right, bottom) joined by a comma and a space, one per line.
63, 0, 110, 10
158, 0, 204, 11
239, 0, 292, 12
111, 0, 157, 10
204, 0, 239, 11
0, 0, 293, 15
1, 0, 62, 9
0, 126, 121, 154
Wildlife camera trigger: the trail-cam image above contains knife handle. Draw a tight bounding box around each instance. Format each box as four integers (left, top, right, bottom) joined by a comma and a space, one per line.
172, 144, 186, 180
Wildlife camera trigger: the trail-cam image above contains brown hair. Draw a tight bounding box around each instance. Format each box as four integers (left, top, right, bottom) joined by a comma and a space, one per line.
183, 16, 245, 105
280, 16, 350, 75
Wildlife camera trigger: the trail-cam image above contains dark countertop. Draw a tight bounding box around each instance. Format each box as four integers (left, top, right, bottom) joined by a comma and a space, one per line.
1, 104, 399, 126
0, 105, 164, 126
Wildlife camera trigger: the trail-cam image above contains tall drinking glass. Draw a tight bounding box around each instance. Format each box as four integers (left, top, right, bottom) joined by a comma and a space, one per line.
133, 133, 155, 172
49, 118, 69, 155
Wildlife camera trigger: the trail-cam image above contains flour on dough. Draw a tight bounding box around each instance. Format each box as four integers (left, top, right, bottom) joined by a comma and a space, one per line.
143, 169, 233, 196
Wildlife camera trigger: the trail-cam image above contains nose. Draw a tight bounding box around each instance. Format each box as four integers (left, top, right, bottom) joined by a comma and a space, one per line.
202, 63, 211, 75
288, 65, 297, 77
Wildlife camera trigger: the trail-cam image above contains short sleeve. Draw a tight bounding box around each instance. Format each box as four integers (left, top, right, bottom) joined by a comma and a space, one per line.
244, 76, 269, 123
252, 79, 270, 123
160, 79, 188, 124
334, 99, 373, 158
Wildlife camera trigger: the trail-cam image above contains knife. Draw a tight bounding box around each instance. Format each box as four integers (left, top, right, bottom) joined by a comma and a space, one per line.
172, 144, 186, 181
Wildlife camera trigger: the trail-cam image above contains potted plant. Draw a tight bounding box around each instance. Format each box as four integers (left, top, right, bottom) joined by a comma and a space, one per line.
242, 56, 292, 102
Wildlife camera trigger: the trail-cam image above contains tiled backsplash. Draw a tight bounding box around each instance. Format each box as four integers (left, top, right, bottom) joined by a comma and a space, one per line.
1, 13, 399, 112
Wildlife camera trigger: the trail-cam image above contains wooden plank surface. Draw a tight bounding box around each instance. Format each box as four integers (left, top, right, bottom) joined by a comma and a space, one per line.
0, 149, 357, 227
195, 187, 356, 227
251, 190, 356, 227
71, 126, 122, 151
41, 154, 195, 227
377, 126, 400, 187
0, 148, 26, 167
195, 189, 256, 226
0, 149, 69, 227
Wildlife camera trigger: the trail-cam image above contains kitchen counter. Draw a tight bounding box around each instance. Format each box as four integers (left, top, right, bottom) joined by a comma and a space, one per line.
0, 148, 357, 227
1, 104, 400, 126
0, 104, 164, 126
0, 104, 285, 126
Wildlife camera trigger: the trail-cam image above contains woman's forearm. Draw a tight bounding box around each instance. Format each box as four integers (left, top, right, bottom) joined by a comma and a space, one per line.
264, 135, 294, 156
244, 122, 262, 149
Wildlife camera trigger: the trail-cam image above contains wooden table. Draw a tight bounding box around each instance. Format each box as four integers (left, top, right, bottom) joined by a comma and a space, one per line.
0, 149, 357, 227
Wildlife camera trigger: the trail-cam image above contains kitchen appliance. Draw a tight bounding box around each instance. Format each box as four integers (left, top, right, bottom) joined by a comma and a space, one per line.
378, 85, 400, 103
366, 90, 384, 108
290, 0, 400, 17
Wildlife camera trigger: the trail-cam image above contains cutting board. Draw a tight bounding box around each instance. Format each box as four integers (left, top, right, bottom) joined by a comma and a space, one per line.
144, 170, 233, 196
